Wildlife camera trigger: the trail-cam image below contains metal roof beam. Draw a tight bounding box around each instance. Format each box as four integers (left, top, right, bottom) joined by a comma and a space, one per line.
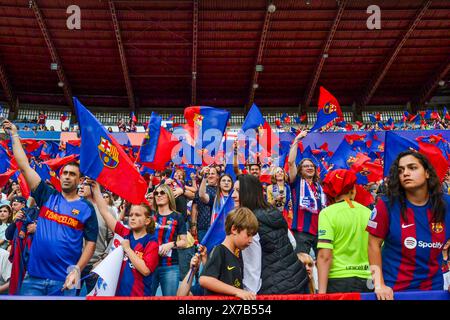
413, 57, 450, 109
357, 0, 432, 109
0, 63, 19, 120
245, 1, 275, 113
191, 0, 198, 105
30, 0, 74, 115
300, 0, 348, 114
109, 0, 136, 112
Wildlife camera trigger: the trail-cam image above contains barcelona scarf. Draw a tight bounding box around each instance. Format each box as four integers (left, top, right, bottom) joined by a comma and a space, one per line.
298, 179, 326, 215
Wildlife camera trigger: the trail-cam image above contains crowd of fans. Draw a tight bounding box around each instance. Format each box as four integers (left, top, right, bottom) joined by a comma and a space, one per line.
0, 118, 449, 300
10, 109, 450, 134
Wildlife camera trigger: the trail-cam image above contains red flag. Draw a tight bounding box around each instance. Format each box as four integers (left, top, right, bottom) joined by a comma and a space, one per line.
49, 171, 62, 192
0, 169, 17, 188
354, 184, 374, 207
43, 154, 79, 171
355, 121, 364, 129
18, 173, 30, 200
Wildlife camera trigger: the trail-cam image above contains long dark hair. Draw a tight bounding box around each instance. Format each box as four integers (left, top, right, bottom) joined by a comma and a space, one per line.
237, 174, 272, 211
387, 150, 446, 223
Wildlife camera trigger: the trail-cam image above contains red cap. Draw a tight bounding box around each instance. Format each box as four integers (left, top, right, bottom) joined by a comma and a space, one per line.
322, 169, 357, 198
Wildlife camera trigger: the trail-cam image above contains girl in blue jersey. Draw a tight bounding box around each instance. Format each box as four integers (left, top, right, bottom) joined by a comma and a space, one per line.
89, 179, 159, 297
367, 151, 450, 300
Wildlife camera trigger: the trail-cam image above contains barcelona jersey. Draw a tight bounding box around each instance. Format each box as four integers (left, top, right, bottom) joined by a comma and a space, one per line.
290, 177, 321, 235
367, 195, 450, 291
28, 181, 98, 281
153, 212, 187, 266
114, 222, 159, 296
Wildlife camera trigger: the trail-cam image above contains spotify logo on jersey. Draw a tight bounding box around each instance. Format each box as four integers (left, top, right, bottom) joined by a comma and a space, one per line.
404, 237, 417, 249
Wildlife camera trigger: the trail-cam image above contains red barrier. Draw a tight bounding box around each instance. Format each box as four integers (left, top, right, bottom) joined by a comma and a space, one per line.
87, 293, 361, 301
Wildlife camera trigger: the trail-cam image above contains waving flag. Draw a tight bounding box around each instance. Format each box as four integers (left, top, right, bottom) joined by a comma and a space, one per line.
384, 131, 449, 181
0, 168, 17, 188
444, 107, 450, 121
43, 154, 79, 171
201, 192, 235, 253
309, 87, 343, 132
242, 103, 279, 160
184, 106, 230, 164
130, 111, 137, 123
329, 134, 369, 170
138, 112, 180, 170
74, 97, 148, 204
300, 114, 308, 123
60, 112, 68, 122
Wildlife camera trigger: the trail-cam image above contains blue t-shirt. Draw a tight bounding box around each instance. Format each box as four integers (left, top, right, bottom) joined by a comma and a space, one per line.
28, 181, 98, 281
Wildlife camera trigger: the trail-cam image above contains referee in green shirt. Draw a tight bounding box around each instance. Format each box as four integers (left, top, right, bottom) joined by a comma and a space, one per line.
317, 169, 373, 294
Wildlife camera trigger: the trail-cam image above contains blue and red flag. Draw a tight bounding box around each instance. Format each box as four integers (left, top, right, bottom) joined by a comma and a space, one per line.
329, 134, 369, 170
242, 103, 279, 161
184, 106, 230, 164
309, 86, 343, 132
384, 131, 449, 181
444, 107, 450, 121
138, 112, 180, 171
130, 111, 137, 123
200, 192, 235, 253
74, 97, 148, 204
60, 112, 68, 122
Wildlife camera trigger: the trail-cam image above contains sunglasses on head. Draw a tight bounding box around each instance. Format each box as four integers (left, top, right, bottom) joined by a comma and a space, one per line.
153, 190, 166, 196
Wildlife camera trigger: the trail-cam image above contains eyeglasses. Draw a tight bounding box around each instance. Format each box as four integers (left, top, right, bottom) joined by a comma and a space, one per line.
153, 190, 166, 197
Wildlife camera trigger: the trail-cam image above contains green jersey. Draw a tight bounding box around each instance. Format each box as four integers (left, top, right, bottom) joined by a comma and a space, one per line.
317, 200, 371, 279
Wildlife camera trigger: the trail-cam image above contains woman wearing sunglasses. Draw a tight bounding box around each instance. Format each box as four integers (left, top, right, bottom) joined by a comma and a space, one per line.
151, 184, 187, 296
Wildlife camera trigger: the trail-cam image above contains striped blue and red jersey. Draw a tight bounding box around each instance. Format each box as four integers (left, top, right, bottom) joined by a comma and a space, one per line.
367, 195, 450, 291
28, 181, 98, 281
153, 211, 187, 266
114, 222, 159, 296
290, 177, 323, 235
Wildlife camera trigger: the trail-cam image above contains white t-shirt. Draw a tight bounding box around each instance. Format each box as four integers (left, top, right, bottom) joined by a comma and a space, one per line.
0, 248, 11, 287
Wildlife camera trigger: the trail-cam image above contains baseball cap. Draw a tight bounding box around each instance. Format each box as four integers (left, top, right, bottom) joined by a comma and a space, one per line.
322, 169, 357, 198
11, 196, 27, 206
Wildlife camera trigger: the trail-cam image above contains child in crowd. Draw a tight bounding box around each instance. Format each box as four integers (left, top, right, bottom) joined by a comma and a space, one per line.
88, 179, 159, 297
177, 244, 207, 296
199, 207, 258, 300
0, 204, 13, 250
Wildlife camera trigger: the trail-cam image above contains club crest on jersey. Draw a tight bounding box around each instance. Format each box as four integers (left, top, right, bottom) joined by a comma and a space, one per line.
98, 137, 119, 169
193, 113, 204, 126
71, 209, 80, 216
431, 222, 444, 233
323, 102, 337, 115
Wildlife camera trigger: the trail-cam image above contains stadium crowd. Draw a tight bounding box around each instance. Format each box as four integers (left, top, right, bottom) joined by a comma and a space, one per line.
0, 113, 450, 301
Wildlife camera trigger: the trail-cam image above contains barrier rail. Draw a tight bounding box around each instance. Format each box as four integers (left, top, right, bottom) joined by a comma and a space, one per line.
0, 290, 448, 300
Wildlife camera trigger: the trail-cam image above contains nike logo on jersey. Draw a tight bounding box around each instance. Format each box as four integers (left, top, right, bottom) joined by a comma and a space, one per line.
227, 266, 236, 271
401, 223, 414, 229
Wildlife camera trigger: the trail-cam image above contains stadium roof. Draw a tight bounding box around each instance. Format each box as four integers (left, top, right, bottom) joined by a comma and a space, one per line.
0, 0, 449, 118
